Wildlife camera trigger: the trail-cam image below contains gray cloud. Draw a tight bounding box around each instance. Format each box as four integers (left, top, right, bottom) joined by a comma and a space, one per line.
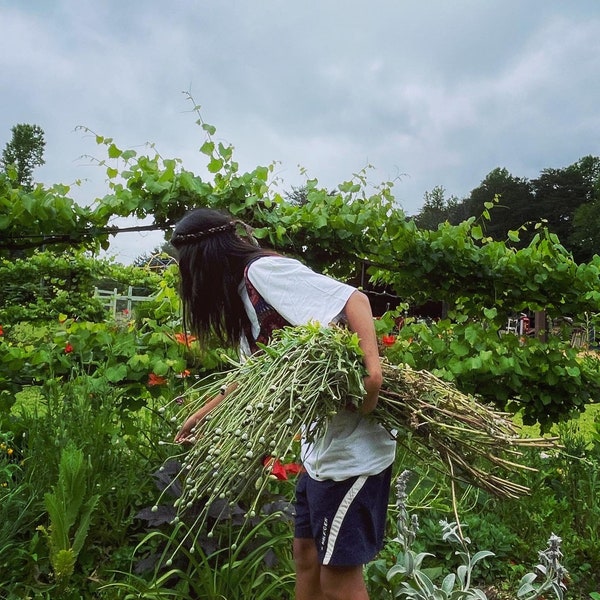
1, 0, 599, 263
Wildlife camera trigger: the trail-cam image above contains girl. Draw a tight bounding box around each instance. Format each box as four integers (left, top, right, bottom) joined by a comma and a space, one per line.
171, 208, 396, 600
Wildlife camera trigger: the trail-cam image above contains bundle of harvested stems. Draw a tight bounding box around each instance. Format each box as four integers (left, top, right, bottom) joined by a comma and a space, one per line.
162, 322, 557, 541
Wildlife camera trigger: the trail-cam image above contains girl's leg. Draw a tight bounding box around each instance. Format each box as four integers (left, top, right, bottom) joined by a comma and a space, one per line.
294, 537, 325, 600
320, 564, 370, 600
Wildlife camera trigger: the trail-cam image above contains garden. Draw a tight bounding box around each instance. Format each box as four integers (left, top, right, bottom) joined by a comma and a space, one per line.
1, 108, 600, 599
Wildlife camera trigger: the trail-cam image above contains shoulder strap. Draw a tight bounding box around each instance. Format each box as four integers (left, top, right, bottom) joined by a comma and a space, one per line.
244, 261, 290, 353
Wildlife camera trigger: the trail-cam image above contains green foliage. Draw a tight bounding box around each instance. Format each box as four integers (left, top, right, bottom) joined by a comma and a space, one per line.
380, 313, 600, 427
102, 457, 296, 599
368, 472, 495, 599
38, 443, 100, 589
0, 173, 101, 257
105, 516, 295, 599
2, 100, 600, 598
0, 250, 162, 323
0, 371, 176, 595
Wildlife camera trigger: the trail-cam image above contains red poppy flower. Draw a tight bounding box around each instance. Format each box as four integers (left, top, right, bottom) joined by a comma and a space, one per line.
0, 325, 4, 336
283, 462, 303, 476
263, 456, 303, 480
381, 335, 396, 347
64, 343, 74, 353
263, 456, 288, 480
148, 373, 167, 386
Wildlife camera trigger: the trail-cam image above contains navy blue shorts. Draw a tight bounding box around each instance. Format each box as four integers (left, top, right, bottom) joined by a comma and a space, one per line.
294, 466, 392, 566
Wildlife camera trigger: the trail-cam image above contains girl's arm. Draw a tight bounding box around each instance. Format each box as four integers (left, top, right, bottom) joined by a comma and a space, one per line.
343, 290, 383, 414
174, 382, 237, 443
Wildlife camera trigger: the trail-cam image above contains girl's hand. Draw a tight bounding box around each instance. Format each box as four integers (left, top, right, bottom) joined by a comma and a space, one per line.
174, 383, 237, 444
175, 409, 205, 444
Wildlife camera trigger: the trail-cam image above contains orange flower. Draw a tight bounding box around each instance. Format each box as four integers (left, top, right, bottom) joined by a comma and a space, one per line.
148, 373, 167, 386
176, 369, 191, 378
174, 332, 197, 345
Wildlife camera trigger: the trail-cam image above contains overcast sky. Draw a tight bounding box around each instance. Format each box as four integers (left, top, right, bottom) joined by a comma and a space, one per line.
2, 1, 599, 264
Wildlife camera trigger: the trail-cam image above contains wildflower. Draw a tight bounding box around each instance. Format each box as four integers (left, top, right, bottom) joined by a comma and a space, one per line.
148, 373, 167, 386
395, 469, 412, 508
64, 343, 74, 353
0, 325, 3, 336
174, 332, 197, 345
176, 369, 191, 378
394, 470, 418, 550
381, 334, 396, 347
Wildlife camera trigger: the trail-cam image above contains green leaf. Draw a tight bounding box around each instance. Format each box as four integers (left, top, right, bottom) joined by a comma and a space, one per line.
469, 549, 495, 567
208, 157, 223, 173
441, 573, 456, 593
200, 141, 215, 155
483, 307, 497, 319
121, 149, 137, 161
202, 123, 217, 135
107, 143, 122, 159
105, 364, 128, 383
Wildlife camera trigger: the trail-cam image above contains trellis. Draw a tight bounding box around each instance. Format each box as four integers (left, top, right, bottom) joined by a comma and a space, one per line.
94, 286, 153, 319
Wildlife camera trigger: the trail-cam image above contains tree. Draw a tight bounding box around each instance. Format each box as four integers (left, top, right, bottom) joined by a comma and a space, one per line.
1, 123, 46, 190
465, 168, 536, 244
530, 164, 591, 252
564, 156, 600, 262
413, 185, 460, 230
285, 185, 309, 206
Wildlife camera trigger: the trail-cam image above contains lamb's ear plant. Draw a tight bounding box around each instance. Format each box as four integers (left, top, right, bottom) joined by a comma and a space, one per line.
368, 471, 570, 600
377, 470, 493, 600
516, 533, 568, 600
37, 442, 100, 591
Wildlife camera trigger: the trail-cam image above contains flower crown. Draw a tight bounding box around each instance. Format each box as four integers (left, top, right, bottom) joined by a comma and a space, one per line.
171, 220, 258, 246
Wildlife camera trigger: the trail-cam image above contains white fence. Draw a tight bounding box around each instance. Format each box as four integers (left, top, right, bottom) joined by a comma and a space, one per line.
94, 286, 154, 319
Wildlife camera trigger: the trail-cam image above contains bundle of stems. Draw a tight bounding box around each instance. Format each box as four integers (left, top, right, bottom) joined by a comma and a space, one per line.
163, 323, 557, 540
376, 361, 557, 499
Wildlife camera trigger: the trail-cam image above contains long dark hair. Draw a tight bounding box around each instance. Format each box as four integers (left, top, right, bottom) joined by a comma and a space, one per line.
171, 208, 269, 348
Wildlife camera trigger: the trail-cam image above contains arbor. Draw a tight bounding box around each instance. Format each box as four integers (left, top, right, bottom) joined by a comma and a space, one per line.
3, 105, 600, 426
1, 123, 46, 190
